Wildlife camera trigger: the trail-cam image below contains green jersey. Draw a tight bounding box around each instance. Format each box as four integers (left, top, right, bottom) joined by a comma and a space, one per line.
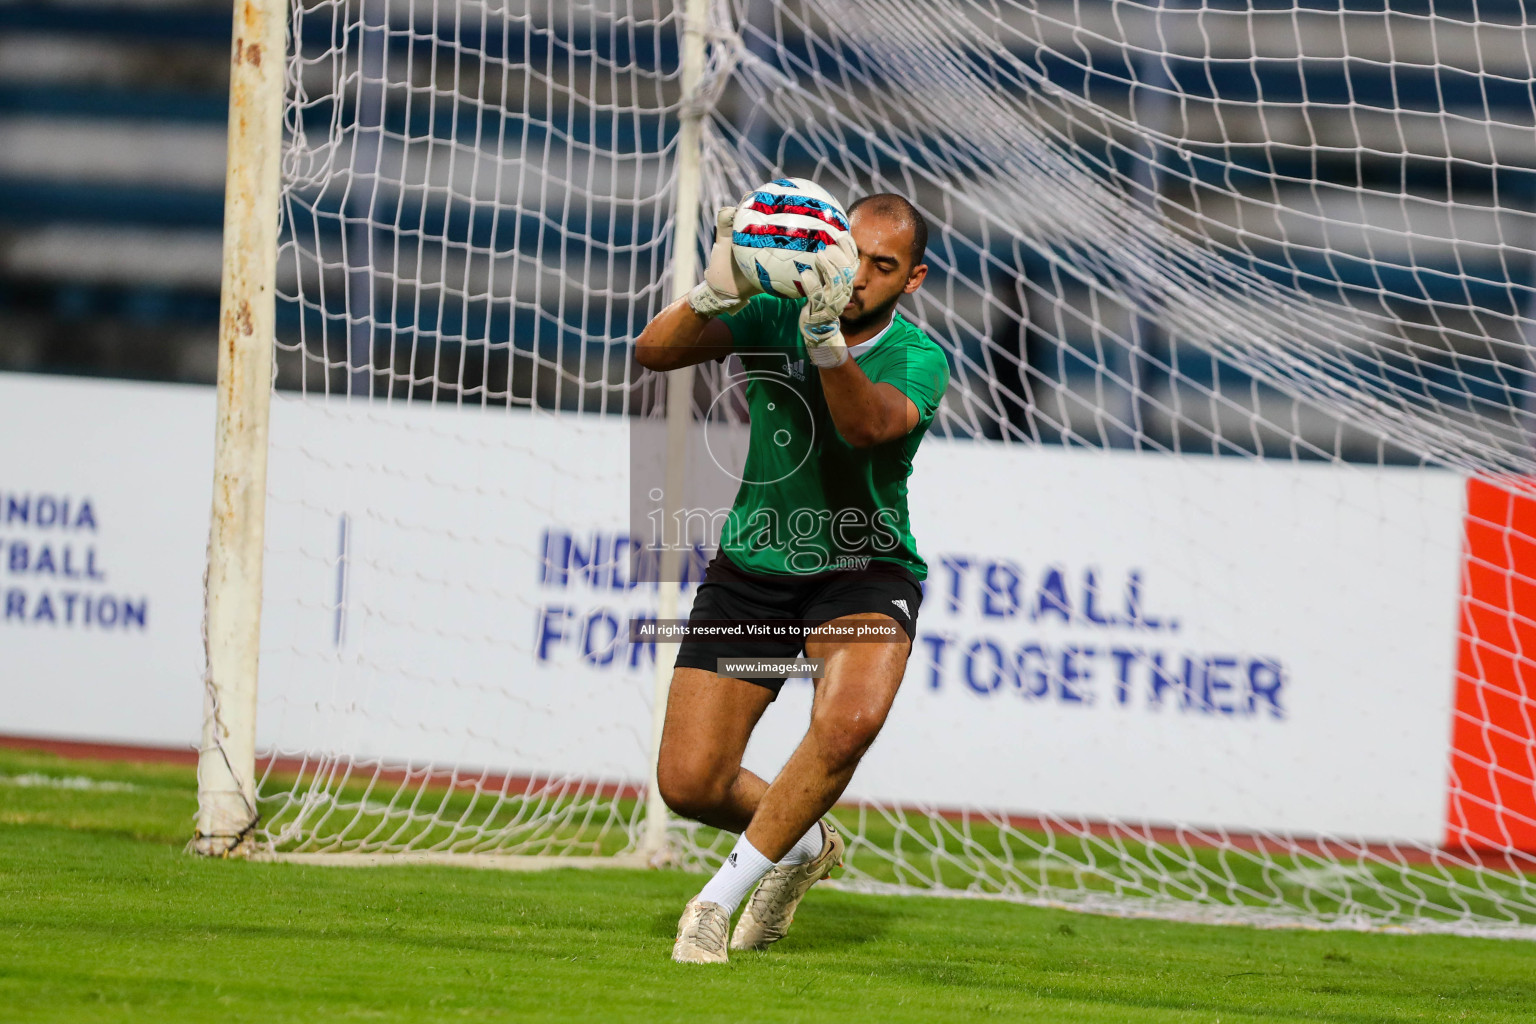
716, 294, 950, 579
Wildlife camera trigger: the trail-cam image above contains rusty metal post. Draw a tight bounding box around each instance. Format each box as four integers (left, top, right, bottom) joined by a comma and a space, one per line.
638, 0, 713, 862
194, 0, 287, 855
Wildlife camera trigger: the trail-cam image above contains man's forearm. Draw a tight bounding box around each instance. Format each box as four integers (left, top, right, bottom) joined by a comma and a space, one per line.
634, 297, 728, 371
819, 359, 900, 448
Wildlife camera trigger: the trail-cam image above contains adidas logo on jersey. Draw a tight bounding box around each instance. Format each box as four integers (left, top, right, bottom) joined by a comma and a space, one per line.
891, 599, 910, 617
788, 360, 806, 380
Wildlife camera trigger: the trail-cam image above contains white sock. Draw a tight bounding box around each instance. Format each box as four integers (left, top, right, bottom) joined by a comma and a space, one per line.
696, 835, 774, 914
780, 821, 825, 866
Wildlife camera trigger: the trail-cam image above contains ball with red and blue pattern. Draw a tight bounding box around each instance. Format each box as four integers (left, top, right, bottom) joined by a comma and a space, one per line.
731, 178, 853, 300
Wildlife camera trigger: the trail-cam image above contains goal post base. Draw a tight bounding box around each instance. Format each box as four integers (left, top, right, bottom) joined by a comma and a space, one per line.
250, 851, 659, 872
189, 833, 257, 858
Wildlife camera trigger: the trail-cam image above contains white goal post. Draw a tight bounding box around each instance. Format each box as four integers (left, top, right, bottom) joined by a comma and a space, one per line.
194, 0, 712, 862
193, 0, 288, 856
196, 0, 1536, 939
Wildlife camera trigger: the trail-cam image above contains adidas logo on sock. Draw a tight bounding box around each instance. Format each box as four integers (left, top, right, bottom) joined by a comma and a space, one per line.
728, 852, 738, 867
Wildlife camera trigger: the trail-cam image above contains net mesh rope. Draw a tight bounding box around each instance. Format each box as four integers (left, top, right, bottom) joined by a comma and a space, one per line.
244, 0, 1536, 937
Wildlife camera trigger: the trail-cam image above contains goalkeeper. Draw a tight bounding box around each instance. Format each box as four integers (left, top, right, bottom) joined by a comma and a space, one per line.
635, 191, 949, 964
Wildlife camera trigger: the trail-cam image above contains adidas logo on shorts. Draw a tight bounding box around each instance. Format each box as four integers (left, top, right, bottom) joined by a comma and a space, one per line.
891, 599, 910, 617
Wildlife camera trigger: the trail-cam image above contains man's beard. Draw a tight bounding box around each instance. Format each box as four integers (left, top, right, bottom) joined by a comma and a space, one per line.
838, 295, 900, 335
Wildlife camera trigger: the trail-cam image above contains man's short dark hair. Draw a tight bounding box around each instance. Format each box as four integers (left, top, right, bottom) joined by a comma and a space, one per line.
847, 193, 928, 267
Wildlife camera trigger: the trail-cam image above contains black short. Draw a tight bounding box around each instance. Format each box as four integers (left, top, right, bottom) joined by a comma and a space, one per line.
674, 549, 923, 695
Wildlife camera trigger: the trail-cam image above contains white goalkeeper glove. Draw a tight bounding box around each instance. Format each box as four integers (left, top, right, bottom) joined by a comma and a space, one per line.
797, 233, 858, 369
687, 205, 761, 318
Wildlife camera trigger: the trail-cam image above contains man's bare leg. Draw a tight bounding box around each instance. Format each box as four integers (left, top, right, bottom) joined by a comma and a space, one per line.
660, 666, 787, 965
659, 620, 909, 845
671, 616, 911, 962
719, 618, 910, 952
655, 667, 775, 832
743, 614, 911, 860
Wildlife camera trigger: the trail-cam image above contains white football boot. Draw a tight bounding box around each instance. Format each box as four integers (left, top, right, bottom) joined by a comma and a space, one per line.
730, 820, 845, 951
672, 898, 731, 964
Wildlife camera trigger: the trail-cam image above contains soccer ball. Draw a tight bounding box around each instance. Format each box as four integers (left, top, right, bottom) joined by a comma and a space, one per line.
731, 178, 852, 299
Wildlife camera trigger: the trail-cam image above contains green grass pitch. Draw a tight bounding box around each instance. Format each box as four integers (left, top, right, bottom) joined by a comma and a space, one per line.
3, 746, 1535, 1023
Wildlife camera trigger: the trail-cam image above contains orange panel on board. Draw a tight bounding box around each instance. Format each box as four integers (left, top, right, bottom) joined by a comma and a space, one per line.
1446, 477, 1536, 852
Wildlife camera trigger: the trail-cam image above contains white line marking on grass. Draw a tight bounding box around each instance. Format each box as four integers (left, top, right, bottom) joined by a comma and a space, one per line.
1275, 864, 1379, 887
0, 773, 138, 792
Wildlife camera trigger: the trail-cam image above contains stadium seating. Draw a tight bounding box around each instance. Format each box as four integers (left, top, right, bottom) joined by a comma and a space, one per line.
2, 0, 1530, 461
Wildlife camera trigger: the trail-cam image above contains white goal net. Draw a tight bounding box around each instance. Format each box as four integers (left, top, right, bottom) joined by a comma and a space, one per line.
207, 0, 1536, 938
